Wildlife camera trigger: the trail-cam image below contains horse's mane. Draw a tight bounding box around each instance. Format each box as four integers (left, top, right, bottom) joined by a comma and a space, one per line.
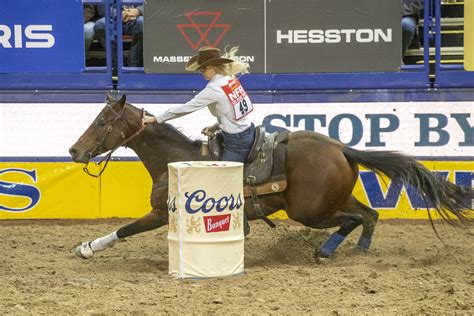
124, 102, 202, 147
162, 123, 202, 145
148, 123, 202, 146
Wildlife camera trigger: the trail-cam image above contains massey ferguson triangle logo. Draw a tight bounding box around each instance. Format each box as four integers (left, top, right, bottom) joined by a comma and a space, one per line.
177, 12, 229, 50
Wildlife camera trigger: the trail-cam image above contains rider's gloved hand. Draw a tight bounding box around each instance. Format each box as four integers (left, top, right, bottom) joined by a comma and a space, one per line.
201, 124, 219, 138
142, 115, 157, 127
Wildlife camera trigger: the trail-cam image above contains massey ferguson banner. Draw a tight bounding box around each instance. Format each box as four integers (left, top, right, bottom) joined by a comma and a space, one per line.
144, 0, 401, 73
0, 0, 84, 73
143, 0, 264, 73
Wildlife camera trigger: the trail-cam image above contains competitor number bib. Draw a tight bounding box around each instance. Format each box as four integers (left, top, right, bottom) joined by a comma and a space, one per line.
221, 78, 254, 120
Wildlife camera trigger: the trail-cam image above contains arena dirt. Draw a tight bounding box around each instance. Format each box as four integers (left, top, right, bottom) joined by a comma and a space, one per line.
1, 218, 472, 314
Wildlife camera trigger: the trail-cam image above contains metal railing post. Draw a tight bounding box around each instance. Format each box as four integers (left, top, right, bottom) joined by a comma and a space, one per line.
434, 0, 442, 84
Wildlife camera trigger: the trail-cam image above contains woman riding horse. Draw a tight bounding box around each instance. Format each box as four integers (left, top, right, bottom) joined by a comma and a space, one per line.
143, 46, 256, 163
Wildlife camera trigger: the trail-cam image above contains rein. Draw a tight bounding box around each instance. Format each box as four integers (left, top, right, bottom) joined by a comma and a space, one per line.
83, 105, 146, 178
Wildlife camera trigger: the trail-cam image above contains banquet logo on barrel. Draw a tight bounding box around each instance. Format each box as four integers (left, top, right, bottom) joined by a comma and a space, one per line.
203, 214, 231, 233
184, 189, 242, 214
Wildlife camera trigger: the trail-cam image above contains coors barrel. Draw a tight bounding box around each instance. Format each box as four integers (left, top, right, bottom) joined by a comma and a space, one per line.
167, 161, 245, 278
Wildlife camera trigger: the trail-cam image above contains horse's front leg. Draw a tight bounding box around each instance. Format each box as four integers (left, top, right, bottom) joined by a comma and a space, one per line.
75, 208, 168, 259
75, 183, 169, 259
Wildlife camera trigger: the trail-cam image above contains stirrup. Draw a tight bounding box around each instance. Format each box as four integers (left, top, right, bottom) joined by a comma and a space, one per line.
247, 175, 276, 228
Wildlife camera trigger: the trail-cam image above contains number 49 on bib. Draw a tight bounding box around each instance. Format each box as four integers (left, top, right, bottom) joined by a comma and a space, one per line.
221, 79, 254, 120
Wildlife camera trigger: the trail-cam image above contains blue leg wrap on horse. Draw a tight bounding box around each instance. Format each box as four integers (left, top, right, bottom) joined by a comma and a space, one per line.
319, 233, 346, 257
357, 236, 372, 251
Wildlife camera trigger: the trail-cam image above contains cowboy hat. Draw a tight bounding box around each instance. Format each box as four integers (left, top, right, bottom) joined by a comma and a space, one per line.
185, 47, 234, 71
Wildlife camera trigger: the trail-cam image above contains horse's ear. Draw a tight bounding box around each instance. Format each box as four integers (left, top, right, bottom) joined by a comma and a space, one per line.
118, 94, 126, 107
106, 93, 115, 103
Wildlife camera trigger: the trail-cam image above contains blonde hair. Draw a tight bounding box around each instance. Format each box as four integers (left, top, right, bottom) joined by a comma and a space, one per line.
217, 46, 250, 77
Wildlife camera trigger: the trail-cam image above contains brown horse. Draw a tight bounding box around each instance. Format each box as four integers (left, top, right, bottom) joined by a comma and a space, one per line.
69, 95, 472, 259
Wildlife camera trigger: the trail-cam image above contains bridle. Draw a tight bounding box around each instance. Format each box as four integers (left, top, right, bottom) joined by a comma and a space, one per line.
83, 103, 146, 178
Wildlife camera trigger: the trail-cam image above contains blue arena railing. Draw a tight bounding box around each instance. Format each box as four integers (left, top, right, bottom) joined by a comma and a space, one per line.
1, 0, 474, 98
116, 0, 432, 92
0, 0, 113, 92
434, 0, 474, 88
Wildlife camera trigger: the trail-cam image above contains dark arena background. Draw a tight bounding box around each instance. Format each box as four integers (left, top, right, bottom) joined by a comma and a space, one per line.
0, 0, 473, 314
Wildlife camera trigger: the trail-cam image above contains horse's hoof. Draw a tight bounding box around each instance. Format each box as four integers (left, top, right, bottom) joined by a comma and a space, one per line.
355, 246, 370, 253
75, 242, 94, 259
244, 223, 250, 237
314, 249, 330, 260
357, 236, 372, 251
315, 257, 331, 265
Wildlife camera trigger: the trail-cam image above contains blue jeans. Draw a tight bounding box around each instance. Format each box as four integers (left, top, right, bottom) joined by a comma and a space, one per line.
221, 124, 255, 163
122, 16, 144, 67
402, 16, 417, 56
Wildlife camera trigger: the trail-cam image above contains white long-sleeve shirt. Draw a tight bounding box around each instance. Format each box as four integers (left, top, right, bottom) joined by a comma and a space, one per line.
155, 74, 253, 134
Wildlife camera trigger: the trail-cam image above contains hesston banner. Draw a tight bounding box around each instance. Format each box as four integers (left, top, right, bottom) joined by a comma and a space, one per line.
143, 0, 401, 74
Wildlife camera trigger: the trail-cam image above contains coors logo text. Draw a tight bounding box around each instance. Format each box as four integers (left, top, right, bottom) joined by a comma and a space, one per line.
184, 190, 243, 214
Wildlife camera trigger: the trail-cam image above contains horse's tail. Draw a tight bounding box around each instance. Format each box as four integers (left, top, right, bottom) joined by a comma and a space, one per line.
342, 146, 473, 227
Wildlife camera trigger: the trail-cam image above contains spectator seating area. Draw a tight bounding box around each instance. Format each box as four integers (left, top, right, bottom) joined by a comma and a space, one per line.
86, 35, 132, 68
404, 0, 464, 71
1, 0, 472, 94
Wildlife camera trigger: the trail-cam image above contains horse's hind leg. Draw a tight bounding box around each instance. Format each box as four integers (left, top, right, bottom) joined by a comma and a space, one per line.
343, 195, 379, 252
313, 211, 363, 258
75, 208, 167, 259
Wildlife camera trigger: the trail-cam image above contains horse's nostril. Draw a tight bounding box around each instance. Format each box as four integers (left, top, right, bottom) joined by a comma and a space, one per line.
69, 147, 77, 158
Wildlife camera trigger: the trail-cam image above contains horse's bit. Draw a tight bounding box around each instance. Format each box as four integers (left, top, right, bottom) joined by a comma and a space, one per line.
83, 103, 146, 178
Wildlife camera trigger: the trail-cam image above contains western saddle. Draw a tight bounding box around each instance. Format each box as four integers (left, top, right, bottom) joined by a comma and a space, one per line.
202, 125, 290, 227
